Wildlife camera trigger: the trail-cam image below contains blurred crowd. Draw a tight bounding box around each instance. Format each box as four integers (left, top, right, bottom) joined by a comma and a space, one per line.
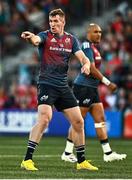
0, 0, 132, 118
0, 0, 121, 58
98, 9, 132, 116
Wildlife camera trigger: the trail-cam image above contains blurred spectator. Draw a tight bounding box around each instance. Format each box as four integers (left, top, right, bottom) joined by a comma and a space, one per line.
3, 81, 19, 109
98, 85, 110, 109
111, 11, 124, 34
124, 91, 132, 115
105, 52, 122, 76
126, 9, 132, 24
28, 4, 46, 29
18, 63, 31, 85
116, 88, 126, 111
105, 89, 117, 110
0, 86, 8, 109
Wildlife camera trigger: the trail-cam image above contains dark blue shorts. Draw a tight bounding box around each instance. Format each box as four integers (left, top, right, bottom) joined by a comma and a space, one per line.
37, 84, 78, 111
73, 84, 100, 107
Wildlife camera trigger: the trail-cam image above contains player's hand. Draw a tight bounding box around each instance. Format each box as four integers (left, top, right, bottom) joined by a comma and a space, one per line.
81, 63, 90, 75
108, 82, 117, 93
21, 31, 34, 39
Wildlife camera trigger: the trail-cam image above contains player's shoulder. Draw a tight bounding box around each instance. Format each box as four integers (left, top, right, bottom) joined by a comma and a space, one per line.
64, 32, 79, 45
39, 30, 49, 35
37, 30, 49, 43
64, 31, 77, 40
64, 31, 72, 36
37, 30, 49, 37
82, 41, 91, 49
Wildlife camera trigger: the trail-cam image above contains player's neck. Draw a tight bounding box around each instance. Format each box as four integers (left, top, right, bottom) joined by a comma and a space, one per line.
53, 31, 64, 38
57, 30, 64, 37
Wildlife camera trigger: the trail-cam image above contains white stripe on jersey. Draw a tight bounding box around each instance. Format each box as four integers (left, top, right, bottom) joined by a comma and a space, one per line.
83, 42, 90, 49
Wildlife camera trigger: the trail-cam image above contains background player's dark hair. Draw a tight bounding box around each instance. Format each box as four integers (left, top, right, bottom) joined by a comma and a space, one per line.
49, 8, 65, 18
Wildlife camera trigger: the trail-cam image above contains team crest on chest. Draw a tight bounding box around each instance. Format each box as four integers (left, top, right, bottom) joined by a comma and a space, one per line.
65, 38, 70, 43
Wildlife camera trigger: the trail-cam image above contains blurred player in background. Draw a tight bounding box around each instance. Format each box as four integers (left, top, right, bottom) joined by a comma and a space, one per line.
61, 23, 127, 163
20, 9, 98, 171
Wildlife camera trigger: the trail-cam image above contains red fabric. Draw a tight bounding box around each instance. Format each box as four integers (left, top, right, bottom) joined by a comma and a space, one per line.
124, 114, 132, 138
111, 21, 123, 33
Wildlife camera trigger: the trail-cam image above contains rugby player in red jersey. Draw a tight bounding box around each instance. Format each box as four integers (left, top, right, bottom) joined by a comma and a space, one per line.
20, 9, 98, 171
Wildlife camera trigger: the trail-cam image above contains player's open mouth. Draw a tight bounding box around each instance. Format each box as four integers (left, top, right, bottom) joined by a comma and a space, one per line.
51, 28, 56, 32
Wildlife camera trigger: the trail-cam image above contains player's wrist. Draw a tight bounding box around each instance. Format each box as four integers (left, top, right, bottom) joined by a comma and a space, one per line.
83, 61, 90, 69
102, 76, 111, 86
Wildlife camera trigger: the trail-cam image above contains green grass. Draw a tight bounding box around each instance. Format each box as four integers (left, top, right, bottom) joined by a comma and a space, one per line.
0, 136, 131, 179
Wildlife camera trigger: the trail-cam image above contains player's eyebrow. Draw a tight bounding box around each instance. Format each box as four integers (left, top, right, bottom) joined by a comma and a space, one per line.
94, 30, 102, 33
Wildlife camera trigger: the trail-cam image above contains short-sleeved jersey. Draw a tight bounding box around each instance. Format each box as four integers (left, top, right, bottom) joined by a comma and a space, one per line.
74, 40, 102, 88
37, 30, 81, 87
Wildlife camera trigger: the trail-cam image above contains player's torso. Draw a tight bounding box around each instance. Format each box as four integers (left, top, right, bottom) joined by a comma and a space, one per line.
74, 41, 102, 88
42, 31, 73, 65
38, 31, 74, 87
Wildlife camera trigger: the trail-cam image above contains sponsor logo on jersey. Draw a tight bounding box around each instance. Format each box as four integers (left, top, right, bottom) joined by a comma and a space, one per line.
51, 38, 57, 42
65, 38, 70, 43
49, 46, 72, 53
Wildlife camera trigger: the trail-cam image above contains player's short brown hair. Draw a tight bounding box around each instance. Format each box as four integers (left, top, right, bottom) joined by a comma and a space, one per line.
49, 8, 65, 18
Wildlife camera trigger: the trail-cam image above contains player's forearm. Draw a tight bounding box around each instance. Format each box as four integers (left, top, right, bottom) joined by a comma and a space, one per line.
90, 65, 111, 85
75, 50, 90, 75
80, 57, 90, 75
80, 56, 90, 67
28, 34, 40, 46
90, 66, 103, 80
26, 34, 41, 46
75, 50, 90, 67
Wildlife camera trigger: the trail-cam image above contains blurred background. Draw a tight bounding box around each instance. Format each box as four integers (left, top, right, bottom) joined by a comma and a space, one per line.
0, 0, 132, 138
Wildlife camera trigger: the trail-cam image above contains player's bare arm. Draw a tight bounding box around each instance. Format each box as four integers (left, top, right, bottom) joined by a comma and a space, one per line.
21, 31, 41, 46
108, 83, 117, 92
75, 50, 90, 75
90, 62, 117, 92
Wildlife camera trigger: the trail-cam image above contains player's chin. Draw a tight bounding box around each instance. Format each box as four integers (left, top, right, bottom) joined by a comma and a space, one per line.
96, 39, 101, 43
51, 29, 57, 34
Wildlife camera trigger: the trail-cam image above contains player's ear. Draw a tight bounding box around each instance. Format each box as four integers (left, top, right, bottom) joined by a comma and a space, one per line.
63, 19, 66, 26
61, 16, 65, 25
